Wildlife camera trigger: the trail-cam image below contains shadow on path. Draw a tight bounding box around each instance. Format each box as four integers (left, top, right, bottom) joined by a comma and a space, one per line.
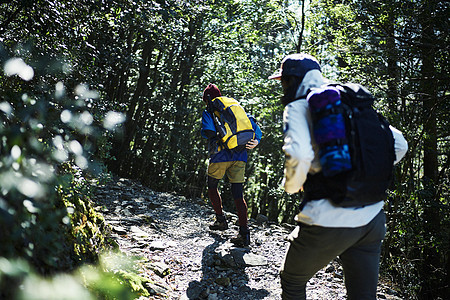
186, 232, 270, 300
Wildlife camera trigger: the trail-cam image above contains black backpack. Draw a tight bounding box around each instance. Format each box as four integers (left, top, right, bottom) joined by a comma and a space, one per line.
303, 83, 396, 208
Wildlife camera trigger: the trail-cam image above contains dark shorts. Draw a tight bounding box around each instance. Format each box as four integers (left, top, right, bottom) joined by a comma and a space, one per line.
207, 161, 246, 183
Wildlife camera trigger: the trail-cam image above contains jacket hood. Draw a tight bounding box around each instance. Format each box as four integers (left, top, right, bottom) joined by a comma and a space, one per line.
294, 69, 327, 100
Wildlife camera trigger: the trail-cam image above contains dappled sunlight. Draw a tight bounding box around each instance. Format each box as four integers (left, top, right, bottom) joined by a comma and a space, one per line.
103, 111, 125, 131
4, 57, 34, 81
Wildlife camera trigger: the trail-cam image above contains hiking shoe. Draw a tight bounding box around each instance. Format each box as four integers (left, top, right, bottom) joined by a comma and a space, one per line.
209, 219, 228, 231
231, 232, 250, 247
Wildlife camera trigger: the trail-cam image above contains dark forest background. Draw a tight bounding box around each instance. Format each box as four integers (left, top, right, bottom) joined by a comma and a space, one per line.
0, 0, 448, 299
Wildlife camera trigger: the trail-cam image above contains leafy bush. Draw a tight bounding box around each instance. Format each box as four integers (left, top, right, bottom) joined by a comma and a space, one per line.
1, 252, 139, 300
0, 44, 124, 297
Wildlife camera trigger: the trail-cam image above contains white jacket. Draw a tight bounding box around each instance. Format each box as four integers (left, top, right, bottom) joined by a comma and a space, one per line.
283, 70, 408, 227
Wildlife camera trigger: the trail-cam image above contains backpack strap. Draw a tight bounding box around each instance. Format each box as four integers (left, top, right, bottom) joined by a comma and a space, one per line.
330, 83, 375, 108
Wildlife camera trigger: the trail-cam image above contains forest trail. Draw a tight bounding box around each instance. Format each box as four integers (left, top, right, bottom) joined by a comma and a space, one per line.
93, 177, 403, 300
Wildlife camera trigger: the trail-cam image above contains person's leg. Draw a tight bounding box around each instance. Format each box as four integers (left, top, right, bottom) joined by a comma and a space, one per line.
207, 163, 228, 230
231, 182, 247, 228
339, 210, 386, 300
207, 176, 223, 216
280, 222, 372, 300
226, 161, 246, 225
230, 182, 250, 245
280, 225, 340, 299
227, 161, 250, 246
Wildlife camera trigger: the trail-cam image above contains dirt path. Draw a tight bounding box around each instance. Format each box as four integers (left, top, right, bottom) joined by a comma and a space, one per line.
93, 177, 402, 300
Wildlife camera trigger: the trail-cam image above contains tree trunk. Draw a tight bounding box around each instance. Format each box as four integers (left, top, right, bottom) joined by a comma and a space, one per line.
419, 1, 441, 297
296, 0, 306, 52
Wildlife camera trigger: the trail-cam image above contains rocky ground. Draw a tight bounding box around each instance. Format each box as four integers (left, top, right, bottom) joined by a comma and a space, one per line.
93, 177, 403, 300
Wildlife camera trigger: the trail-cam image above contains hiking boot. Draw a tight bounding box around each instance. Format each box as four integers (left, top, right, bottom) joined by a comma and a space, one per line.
231, 232, 250, 247
209, 220, 228, 230
209, 215, 228, 231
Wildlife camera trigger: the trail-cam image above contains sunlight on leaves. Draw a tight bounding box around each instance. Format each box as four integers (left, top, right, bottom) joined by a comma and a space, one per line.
60, 110, 72, 123
77, 252, 137, 299
55, 81, 66, 99
18, 273, 94, 300
69, 140, 83, 155
4, 57, 34, 81
23, 199, 39, 213
0, 171, 18, 192
0, 257, 30, 277
51, 136, 69, 162
75, 84, 99, 100
28, 160, 54, 182
75, 155, 88, 169
0, 101, 13, 115
80, 111, 93, 126
103, 111, 125, 130
17, 178, 44, 198
52, 148, 69, 162
52, 135, 64, 149
11, 145, 21, 160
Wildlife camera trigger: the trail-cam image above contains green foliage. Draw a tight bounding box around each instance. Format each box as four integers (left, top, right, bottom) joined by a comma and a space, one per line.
113, 270, 151, 297
77, 252, 142, 299
58, 164, 109, 264
0, 252, 140, 300
0, 35, 121, 296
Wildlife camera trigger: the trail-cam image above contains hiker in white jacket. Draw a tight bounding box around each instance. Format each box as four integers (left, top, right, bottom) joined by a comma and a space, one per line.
269, 53, 408, 300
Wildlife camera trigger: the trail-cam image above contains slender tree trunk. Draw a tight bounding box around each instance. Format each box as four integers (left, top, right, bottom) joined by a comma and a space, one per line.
419, 1, 441, 297
296, 0, 306, 52
420, 3, 438, 184
420, 7, 438, 195
386, 23, 399, 112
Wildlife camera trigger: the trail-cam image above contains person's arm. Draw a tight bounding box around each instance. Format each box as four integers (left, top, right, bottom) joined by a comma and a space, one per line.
246, 115, 262, 149
252, 118, 262, 143
282, 101, 315, 194
201, 110, 216, 139
390, 125, 408, 164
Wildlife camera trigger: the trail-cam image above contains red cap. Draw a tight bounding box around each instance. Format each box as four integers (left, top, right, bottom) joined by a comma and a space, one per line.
203, 83, 221, 102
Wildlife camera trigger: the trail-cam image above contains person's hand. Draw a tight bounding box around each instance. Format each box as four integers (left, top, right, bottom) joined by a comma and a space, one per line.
246, 139, 259, 149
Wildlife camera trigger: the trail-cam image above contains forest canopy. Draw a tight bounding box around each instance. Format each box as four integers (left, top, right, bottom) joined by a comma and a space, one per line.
0, 0, 448, 299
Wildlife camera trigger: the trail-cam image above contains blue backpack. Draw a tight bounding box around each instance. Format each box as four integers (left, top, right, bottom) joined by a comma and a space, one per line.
304, 83, 396, 207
